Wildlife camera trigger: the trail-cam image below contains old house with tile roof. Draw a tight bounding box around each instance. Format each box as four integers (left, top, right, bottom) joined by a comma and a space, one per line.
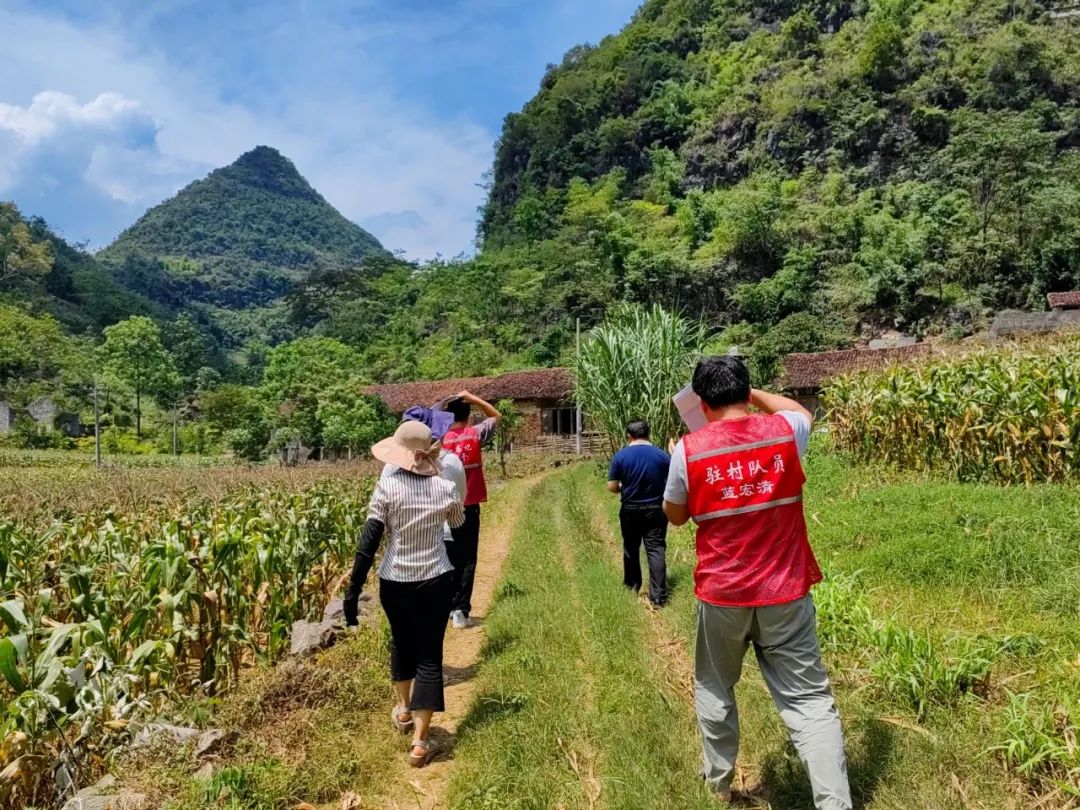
366, 368, 604, 453
779, 344, 932, 415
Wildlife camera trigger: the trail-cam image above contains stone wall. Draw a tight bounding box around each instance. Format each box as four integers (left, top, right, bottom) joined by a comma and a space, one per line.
0, 401, 12, 434
989, 310, 1080, 339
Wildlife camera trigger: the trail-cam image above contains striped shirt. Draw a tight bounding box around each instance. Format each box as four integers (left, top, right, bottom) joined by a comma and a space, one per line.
369, 468, 465, 582
380, 450, 466, 542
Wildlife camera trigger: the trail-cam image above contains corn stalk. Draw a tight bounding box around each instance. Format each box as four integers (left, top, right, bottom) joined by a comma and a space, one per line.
824, 337, 1080, 484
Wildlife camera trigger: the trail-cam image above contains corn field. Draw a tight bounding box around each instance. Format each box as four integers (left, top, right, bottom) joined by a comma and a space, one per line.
824, 337, 1080, 484
0, 474, 372, 807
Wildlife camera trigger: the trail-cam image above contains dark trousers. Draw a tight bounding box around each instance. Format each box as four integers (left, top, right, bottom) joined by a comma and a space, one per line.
619, 503, 669, 605
447, 504, 481, 616
379, 571, 454, 712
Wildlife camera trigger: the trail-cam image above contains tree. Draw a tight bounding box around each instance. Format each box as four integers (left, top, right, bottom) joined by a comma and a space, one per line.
99, 316, 180, 437
493, 399, 523, 476
162, 314, 212, 391
317, 385, 397, 459
0, 203, 52, 286
261, 337, 364, 448
261, 337, 361, 405
748, 313, 845, 386
0, 305, 88, 391
200, 384, 270, 461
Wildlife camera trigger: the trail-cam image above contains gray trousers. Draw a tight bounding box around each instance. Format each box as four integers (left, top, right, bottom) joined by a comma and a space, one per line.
695, 595, 852, 810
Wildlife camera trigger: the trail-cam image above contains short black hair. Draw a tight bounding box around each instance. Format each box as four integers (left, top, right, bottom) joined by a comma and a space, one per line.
626, 420, 650, 440
692, 355, 751, 409
447, 398, 471, 423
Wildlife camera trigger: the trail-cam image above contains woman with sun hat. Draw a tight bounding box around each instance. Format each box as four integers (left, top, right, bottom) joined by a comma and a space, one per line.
343, 420, 466, 767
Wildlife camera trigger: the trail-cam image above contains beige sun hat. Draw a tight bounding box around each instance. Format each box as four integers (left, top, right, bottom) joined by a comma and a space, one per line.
371, 421, 443, 476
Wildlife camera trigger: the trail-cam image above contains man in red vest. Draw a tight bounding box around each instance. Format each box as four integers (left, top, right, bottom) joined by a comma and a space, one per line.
663, 356, 850, 809
442, 390, 501, 629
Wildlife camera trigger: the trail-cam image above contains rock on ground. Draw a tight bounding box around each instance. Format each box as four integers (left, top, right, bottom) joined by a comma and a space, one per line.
62, 774, 148, 810
194, 728, 237, 758
291, 593, 377, 657
130, 722, 199, 750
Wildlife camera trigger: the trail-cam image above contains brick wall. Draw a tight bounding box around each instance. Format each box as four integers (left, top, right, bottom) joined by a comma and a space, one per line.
516, 400, 544, 446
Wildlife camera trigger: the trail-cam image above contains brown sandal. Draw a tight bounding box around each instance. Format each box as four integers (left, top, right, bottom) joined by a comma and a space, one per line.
390, 705, 413, 734
408, 738, 438, 768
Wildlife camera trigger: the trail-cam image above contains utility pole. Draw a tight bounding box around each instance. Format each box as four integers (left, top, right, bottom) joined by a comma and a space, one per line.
575, 317, 583, 456
172, 406, 179, 456
93, 381, 101, 470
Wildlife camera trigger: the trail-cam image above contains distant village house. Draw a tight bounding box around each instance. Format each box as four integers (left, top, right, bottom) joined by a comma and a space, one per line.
366, 368, 604, 453
0, 396, 81, 437
779, 343, 932, 416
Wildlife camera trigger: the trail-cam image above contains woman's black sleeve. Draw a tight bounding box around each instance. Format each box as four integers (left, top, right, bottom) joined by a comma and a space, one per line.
343, 518, 385, 626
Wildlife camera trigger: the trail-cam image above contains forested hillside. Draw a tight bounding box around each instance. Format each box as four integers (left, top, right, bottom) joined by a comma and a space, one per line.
456, 0, 1080, 363
4, 0, 1080, 436
310, 0, 1079, 383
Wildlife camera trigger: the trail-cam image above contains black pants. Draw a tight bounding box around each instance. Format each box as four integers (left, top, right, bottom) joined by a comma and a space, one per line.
447, 504, 481, 616
619, 503, 669, 605
380, 571, 453, 712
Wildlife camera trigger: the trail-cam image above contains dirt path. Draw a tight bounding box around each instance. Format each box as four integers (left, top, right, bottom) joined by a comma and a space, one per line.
367, 475, 537, 810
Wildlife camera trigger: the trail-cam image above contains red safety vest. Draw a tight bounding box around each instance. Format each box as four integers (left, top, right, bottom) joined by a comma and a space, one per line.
442, 425, 487, 506
684, 413, 821, 608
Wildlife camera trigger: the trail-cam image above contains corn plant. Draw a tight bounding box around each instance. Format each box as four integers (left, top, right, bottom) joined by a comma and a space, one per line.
825, 337, 1080, 484
991, 692, 1080, 796
0, 476, 372, 808
574, 304, 709, 454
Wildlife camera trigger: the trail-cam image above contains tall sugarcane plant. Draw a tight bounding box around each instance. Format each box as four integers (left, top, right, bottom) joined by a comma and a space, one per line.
824, 337, 1080, 484
574, 304, 709, 454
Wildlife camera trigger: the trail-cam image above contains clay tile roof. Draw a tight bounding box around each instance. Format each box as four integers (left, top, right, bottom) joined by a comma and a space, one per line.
781, 345, 930, 391
1047, 291, 1080, 309
365, 368, 575, 412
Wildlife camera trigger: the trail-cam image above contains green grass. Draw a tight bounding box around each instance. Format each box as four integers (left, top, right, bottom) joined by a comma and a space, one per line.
582, 449, 1080, 806
446, 475, 717, 809
446, 477, 601, 810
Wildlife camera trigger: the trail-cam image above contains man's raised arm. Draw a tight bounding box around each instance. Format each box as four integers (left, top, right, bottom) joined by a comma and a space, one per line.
457, 390, 501, 424
749, 388, 813, 425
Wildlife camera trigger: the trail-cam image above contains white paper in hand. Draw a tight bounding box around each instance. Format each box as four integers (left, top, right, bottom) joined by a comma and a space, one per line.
673, 384, 708, 433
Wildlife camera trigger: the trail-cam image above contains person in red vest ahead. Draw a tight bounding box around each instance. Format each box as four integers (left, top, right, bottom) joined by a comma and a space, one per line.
442, 390, 501, 629
663, 355, 851, 809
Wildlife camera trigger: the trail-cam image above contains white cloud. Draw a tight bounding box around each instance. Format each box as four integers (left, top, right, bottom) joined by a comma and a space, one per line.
0, 91, 141, 141
0, 90, 207, 209
0, 4, 497, 258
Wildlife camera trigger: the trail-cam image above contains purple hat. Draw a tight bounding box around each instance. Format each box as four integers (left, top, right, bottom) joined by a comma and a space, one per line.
402, 405, 455, 440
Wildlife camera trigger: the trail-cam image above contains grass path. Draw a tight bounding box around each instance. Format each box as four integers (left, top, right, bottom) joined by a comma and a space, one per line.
445, 471, 718, 809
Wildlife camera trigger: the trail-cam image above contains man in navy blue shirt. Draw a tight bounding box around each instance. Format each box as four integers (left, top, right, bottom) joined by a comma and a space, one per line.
608, 420, 671, 607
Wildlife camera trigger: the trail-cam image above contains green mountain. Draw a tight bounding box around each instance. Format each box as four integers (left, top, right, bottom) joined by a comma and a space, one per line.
100, 146, 386, 314
354, 0, 1078, 382
0, 202, 163, 334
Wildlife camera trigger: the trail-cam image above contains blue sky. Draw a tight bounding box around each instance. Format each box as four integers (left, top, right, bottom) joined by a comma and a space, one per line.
0, 0, 641, 259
